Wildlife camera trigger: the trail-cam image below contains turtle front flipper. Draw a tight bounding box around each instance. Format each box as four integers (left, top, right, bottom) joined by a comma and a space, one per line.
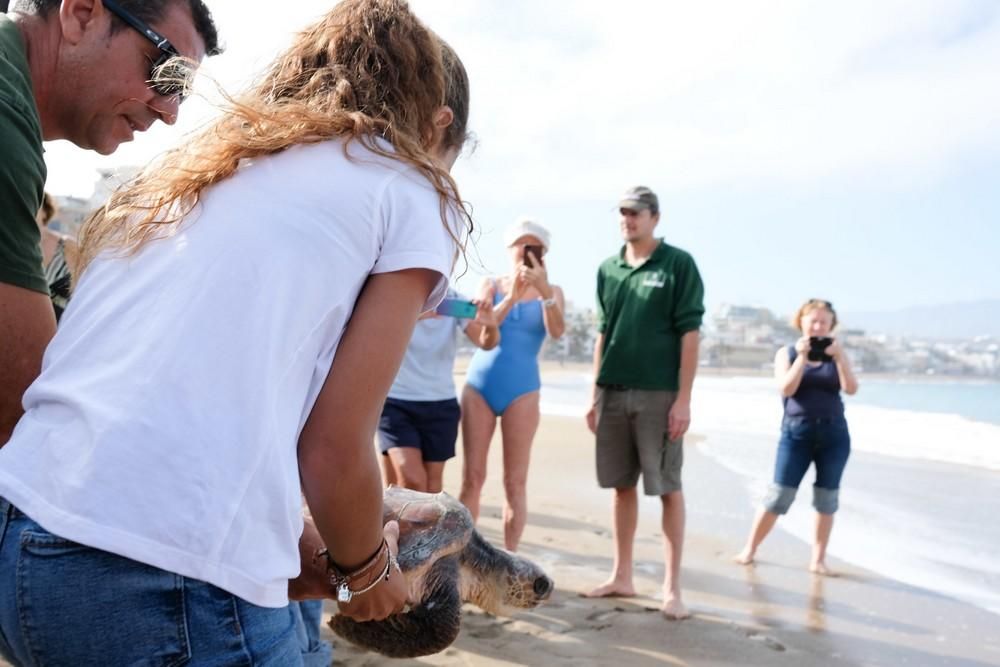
328, 555, 463, 658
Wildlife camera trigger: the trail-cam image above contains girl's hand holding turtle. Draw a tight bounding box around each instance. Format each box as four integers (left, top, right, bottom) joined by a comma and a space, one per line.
335, 521, 409, 622
288, 517, 336, 600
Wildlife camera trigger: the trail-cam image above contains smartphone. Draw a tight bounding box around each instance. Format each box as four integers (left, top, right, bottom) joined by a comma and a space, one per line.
522, 244, 544, 266
808, 336, 834, 362
435, 298, 478, 319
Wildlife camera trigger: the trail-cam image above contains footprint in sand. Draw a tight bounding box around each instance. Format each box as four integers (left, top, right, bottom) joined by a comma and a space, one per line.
585, 606, 631, 623
467, 618, 514, 640
745, 630, 786, 652
585, 609, 617, 623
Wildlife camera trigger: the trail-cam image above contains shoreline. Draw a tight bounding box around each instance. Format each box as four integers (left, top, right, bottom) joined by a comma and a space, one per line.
327, 414, 1000, 666
4, 419, 995, 665
456, 356, 1000, 385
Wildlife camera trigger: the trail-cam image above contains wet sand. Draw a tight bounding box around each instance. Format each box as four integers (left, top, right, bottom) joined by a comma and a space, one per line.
329, 412, 1000, 666
5, 396, 997, 666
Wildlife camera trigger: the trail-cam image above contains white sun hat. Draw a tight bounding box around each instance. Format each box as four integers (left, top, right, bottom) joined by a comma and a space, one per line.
503, 217, 551, 251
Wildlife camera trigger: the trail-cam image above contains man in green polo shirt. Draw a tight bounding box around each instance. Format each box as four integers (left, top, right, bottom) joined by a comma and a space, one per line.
0, 0, 220, 445
583, 185, 705, 620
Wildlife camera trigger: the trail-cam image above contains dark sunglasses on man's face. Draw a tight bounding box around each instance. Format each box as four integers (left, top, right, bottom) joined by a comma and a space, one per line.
102, 0, 194, 101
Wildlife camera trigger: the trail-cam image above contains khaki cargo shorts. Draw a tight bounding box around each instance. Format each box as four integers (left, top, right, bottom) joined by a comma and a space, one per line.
595, 387, 683, 496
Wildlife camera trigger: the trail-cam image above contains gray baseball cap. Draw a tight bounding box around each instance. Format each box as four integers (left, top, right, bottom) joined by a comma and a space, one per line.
618, 186, 659, 212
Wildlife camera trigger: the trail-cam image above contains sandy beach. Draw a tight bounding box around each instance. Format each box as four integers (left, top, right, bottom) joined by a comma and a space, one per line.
327, 404, 1000, 666
4, 372, 997, 666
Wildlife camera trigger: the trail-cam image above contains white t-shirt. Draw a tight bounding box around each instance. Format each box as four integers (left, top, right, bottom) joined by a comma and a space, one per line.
0, 138, 459, 607
388, 290, 469, 401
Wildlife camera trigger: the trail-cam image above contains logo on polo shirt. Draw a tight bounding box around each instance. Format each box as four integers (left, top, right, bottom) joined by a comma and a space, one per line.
641, 270, 671, 288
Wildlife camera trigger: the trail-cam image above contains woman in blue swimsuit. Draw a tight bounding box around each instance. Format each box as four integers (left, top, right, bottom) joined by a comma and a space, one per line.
460, 218, 565, 551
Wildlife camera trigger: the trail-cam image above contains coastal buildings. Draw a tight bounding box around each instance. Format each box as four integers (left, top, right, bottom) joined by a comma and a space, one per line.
48, 167, 139, 236
43, 171, 999, 379
528, 302, 999, 378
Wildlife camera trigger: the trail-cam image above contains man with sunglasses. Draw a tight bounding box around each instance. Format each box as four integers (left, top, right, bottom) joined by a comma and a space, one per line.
0, 0, 220, 448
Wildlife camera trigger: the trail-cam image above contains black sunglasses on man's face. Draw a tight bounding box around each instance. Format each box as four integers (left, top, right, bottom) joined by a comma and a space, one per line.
102, 0, 193, 101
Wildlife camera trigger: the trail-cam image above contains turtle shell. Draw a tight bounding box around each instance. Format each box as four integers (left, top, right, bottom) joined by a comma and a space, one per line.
382, 487, 473, 573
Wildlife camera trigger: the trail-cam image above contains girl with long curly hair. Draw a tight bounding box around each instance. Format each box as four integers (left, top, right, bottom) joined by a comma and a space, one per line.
0, 1, 472, 663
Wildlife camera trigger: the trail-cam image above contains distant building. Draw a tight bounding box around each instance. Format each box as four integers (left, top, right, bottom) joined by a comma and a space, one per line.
702, 304, 796, 368
49, 167, 142, 237
48, 195, 91, 235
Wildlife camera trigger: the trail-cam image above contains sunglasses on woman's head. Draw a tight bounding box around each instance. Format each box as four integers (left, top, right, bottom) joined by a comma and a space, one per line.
102, 0, 195, 101
809, 299, 834, 309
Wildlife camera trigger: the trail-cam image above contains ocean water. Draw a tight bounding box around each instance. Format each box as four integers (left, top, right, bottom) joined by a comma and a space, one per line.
538, 372, 1000, 616
848, 378, 1000, 427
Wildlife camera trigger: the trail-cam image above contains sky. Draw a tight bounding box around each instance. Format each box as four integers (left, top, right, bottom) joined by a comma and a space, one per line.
40, 0, 1000, 320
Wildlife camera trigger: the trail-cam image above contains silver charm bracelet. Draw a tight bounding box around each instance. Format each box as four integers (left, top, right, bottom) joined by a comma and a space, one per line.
334, 550, 400, 603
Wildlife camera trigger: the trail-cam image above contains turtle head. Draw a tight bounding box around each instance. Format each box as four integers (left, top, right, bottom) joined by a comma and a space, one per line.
458, 531, 554, 615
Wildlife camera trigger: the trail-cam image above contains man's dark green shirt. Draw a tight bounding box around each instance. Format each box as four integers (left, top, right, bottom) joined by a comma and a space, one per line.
596, 240, 705, 391
1, 14, 48, 294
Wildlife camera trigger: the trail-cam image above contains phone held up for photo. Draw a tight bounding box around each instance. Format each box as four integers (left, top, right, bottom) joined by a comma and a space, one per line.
435, 298, 478, 319
522, 244, 544, 267
808, 336, 834, 362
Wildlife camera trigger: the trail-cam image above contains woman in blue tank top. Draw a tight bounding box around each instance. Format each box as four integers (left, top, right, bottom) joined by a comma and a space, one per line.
734, 299, 859, 575
460, 218, 565, 551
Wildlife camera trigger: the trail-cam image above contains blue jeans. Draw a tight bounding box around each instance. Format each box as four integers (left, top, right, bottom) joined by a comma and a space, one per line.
290, 601, 332, 667
764, 416, 851, 515
775, 416, 851, 489
0, 497, 308, 666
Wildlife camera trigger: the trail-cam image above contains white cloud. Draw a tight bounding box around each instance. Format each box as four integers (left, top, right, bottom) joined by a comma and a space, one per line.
435, 0, 1000, 206
45, 0, 1000, 204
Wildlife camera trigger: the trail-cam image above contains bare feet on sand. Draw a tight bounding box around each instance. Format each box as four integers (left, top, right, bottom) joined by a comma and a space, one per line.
582, 580, 636, 598
809, 560, 838, 577
661, 595, 691, 620
732, 548, 755, 565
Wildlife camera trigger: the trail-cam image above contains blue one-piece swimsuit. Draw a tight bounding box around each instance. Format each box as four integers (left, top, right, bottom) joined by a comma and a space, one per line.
465, 291, 547, 415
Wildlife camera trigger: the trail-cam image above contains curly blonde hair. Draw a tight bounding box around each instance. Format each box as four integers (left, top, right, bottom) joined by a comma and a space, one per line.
78, 0, 471, 273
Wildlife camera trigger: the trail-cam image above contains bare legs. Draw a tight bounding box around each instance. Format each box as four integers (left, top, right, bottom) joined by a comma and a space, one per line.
660, 491, 689, 619
498, 392, 539, 551
584, 488, 690, 620
734, 508, 779, 565
734, 508, 837, 575
459, 386, 497, 521
383, 448, 447, 493
810, 512, 834, 575
387, 447, 426, 490
583, 487, 638, 598
380, 451, 397, 487
459, 387, 539, 552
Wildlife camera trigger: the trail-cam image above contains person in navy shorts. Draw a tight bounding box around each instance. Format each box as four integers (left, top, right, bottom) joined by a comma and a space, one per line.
380, 289, 499, 492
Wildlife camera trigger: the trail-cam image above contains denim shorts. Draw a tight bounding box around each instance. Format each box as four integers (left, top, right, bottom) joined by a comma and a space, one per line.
773, 415, 851, 490
0, 498, 306, 666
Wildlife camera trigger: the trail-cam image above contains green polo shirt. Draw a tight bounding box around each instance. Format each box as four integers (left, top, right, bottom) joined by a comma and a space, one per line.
0, 14, 48, 294
596, 240, 705, 391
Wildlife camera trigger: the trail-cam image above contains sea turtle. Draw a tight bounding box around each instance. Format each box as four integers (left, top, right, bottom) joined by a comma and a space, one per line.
328, 486, 554, 658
